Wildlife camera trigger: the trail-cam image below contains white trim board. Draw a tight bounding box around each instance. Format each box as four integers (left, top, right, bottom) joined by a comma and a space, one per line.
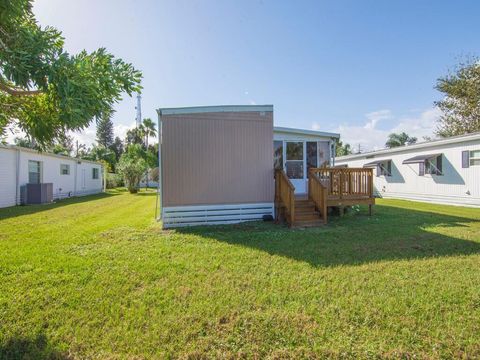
162, 203, 274, 228
274, 126, 340, 139
157, 105, 273, 116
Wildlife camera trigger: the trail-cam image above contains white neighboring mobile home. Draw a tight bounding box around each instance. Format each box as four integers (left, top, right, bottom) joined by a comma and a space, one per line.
335, 132, 480, 207
0, 144, 104, 208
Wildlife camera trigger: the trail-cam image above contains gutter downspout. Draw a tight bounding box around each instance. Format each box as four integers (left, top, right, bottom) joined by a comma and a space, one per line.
15, 149, 20, 205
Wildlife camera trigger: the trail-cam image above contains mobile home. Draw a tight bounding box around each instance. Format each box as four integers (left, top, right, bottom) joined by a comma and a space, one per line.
335, 132, 480, 207
0, 144, 104, 208
157, 105, 342, 228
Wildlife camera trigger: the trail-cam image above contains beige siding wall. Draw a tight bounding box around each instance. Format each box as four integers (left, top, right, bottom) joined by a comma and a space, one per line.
162, 111, 274, 207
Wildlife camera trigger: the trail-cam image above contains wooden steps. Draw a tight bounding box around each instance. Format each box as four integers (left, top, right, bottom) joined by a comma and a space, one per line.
291, 199, 324, 228
275, 167, 375, 229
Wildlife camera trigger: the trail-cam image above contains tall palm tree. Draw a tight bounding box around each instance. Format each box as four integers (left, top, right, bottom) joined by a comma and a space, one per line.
141, 118, 157, 188
385, 132, 417, 148
142, 118, 157, 149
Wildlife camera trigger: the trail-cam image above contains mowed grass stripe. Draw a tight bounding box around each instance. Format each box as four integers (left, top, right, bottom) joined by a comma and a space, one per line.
0, 190, 479, 358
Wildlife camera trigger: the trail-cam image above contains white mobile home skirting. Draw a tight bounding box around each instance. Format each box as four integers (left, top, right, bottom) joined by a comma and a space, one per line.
376, 191, 480, 208
162, 203, 274, 228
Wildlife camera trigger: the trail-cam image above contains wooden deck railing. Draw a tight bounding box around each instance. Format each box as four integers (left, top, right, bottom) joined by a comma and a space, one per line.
309, 167, 374, 199
274, 169, 295, 225
308, 169, 328, 224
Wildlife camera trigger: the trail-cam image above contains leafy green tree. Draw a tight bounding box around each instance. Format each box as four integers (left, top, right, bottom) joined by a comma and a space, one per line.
335, 139, 352, 156
435, 58, 480, 137
82, 145, 116, 171
117, 144, 147, 193
0, 0, 142, 148
14, 133, 73, 155
96, 112, 115, 148
14, 136, 35, 148
125, 127, 144, 146
109, 136, 124, 162
385, 132, 417, 148
74, 140, 87, 158
50, 134, 74, 156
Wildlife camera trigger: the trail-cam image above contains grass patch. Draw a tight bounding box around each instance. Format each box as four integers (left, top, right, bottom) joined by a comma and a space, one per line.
0, 191, 479, 358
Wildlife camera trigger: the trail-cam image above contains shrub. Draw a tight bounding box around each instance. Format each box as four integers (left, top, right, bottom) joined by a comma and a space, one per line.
116, 144, 147, 193
106, 173, 124, 189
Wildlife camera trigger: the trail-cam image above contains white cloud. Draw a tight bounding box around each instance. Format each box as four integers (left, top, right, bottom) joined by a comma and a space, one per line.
315, 107, 440, 152
114, 121, 137, 141
364, 109, 392, 130
69, 125, 96, 148
390, 108, 440, 140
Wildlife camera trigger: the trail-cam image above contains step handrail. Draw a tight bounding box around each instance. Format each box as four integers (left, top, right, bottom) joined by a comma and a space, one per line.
274, 169, 295, 225
308, 169, 328, 224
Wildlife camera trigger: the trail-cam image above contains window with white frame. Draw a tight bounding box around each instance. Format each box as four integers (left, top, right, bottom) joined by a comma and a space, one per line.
28, 160, 41, 184
60, 164, 70, 175
92, 167, 99, 179
470, 150, 480, 166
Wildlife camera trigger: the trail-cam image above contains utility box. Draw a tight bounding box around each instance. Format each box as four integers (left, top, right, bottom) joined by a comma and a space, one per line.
21, 183, 53, 205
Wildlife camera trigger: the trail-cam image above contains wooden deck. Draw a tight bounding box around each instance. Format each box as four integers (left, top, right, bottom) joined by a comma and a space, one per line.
275, 167, 375, 227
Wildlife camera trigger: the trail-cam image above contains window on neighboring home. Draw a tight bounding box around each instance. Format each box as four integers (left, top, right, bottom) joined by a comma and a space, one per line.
92, 168, 99, 179
423, 155, 443, 175
404, 154, 443, 176
363, 159, 391, 176
377, 160, 392, 177
273, 141, 283, 170
60, 164, 70, 175
28, 160, 41, 184
469, 150, 480, 166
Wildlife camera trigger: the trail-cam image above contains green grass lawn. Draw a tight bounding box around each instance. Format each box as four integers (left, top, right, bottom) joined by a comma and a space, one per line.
1, 189, 479, 359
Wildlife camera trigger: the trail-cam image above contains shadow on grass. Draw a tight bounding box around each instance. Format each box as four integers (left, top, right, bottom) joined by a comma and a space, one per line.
176, 204, 480, 267
0, 333, 69, 360
0, 191, 120, 221
134, 191, 157, 197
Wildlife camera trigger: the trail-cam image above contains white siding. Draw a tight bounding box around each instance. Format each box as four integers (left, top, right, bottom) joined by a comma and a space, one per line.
336, 139, 480, 207
0, 148, 17, 208
0, 146, 104, 208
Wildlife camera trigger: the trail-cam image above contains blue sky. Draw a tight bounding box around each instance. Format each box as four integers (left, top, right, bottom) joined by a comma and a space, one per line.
28, 0, 480, 150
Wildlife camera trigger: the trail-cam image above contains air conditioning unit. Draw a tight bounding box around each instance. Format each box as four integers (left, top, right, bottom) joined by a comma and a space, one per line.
20, 183, 53, 205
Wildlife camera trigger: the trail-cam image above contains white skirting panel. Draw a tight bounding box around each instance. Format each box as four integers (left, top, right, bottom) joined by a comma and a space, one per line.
162, 202, 274, 228
377, 192, 480, 208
